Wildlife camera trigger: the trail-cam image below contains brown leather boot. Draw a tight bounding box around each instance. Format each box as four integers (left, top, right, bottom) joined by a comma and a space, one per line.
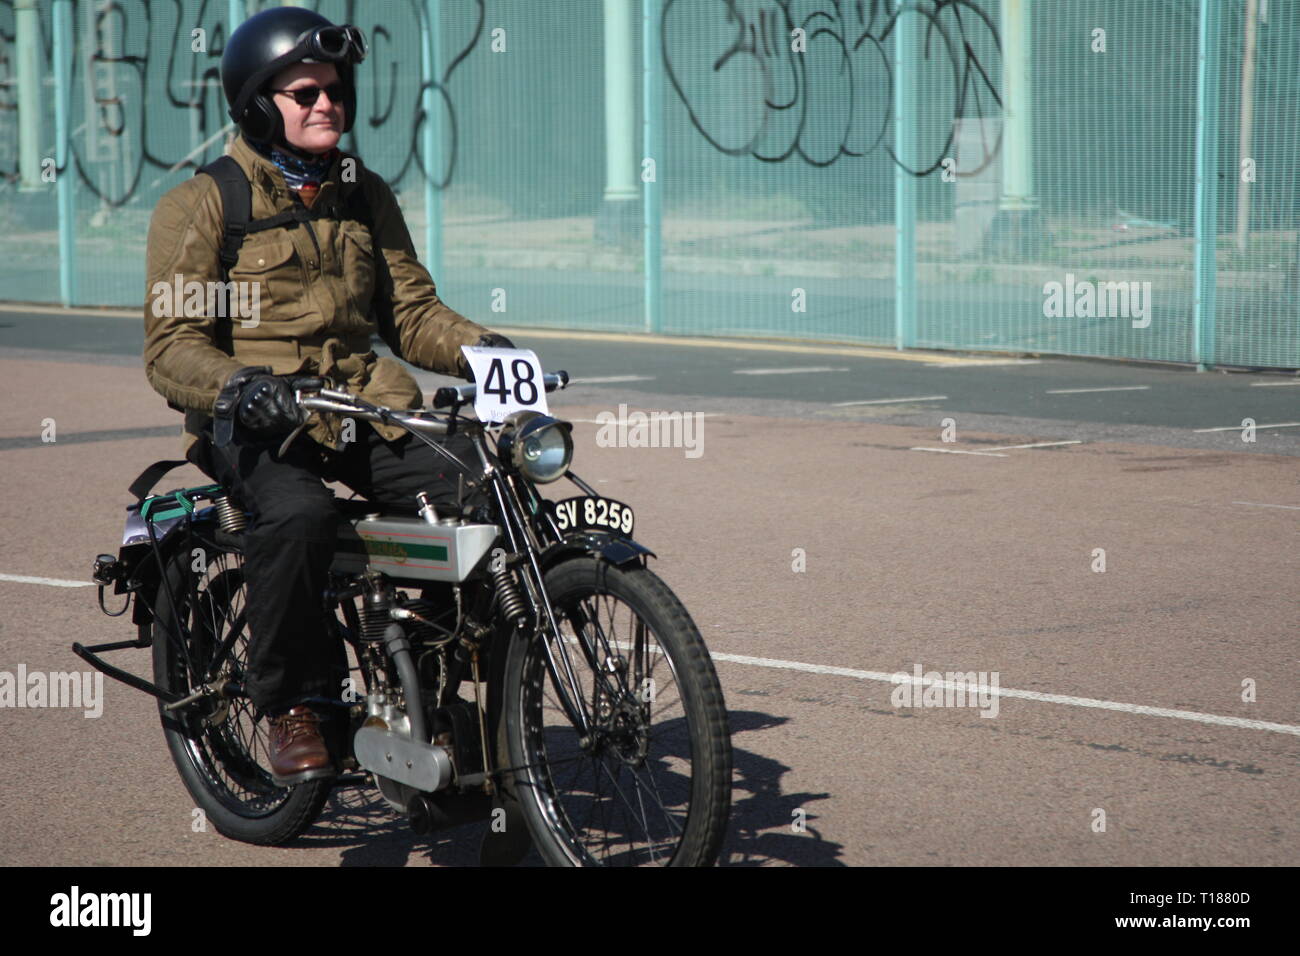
267, 705, 334, 786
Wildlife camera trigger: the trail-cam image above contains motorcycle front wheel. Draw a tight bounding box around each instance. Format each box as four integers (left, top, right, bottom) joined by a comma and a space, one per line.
502, 556, 732, 866
151, 534, 332, 846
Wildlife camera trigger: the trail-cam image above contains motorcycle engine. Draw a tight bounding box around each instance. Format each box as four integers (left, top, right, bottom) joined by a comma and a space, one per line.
357, 588, 487, 814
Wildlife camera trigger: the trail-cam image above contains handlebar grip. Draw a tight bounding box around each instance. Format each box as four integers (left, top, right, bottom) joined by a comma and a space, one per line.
431, 386, 462, 410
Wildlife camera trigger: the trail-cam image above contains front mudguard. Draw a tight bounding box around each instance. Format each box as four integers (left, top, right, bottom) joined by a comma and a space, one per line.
538, 530, 655, 573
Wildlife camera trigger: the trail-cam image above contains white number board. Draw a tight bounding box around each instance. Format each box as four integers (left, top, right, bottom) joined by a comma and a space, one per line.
459, 346, 549, 423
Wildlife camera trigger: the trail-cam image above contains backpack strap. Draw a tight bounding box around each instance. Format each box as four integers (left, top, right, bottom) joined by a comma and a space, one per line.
343, 179, 374, 231
342, 177, 397, 355
195, 156, 250, 282
196, 155, 376, 278
128, 459, 191, 502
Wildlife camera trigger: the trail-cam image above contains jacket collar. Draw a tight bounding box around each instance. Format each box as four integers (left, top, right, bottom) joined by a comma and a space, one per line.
227, 133, 358, 215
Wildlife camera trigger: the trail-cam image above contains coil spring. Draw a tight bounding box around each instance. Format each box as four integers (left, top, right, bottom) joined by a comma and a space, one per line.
491, 562, 527, 623
214, 496, 247, 533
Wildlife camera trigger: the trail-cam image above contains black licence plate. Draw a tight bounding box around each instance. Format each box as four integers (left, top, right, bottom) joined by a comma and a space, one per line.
551, 496, 635, 537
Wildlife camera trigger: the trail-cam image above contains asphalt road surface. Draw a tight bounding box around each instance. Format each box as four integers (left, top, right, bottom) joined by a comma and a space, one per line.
1, 304, 1296, 867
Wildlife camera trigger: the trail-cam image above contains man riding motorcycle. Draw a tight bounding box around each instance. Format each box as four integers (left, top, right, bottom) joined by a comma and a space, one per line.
143, 7, 512, 786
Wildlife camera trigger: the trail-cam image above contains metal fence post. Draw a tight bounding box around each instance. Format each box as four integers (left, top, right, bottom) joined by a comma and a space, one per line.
642, 0, 662, 334
1193, 0, 1221, 371
598, 0, 639, 243
15, 0, 42, 193
423, 0, 444, 279
53, 0, 77, 306
894, 2, 917, 349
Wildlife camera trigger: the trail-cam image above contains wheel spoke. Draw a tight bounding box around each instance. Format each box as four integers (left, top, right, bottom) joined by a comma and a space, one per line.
510, 560, 729, 866
595, 758, 660, 863
166, 552, 294, 816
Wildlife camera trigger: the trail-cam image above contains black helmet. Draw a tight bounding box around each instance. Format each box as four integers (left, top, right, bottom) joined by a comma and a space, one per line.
221, 7, 368, 145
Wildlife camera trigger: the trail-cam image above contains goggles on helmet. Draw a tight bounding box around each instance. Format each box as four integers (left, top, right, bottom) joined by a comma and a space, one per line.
296, 24, 368, 65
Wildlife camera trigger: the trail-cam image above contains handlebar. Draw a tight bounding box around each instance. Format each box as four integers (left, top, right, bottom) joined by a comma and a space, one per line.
294, 370, 570, 439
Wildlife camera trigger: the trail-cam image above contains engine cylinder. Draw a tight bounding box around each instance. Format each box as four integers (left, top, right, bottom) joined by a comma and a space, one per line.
362, 580, 394, 641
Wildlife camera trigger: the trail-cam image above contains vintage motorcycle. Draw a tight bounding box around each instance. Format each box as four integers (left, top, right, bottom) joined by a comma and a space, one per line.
76, 361, 732, 866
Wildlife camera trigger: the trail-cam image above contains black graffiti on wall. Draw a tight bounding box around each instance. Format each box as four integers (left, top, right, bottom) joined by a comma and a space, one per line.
0, 0, 484, 206
662, 0, 1002, 175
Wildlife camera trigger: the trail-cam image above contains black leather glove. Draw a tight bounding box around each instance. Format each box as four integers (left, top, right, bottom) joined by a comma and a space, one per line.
237, 374, 306, 438
462, 332, 517, 382
213, 366, 305, 445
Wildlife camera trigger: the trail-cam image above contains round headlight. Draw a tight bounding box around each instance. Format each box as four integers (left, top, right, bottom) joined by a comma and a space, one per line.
500, 412, 573, 483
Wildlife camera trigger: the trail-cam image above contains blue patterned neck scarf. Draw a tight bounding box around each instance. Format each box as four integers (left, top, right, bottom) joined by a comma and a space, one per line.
251, 138, 336, 191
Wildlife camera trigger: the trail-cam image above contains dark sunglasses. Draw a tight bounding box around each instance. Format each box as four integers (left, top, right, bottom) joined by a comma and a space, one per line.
269, 82, 346, 108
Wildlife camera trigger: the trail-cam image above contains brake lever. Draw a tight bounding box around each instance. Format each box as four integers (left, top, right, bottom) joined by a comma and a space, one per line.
277, 417, 310, 458
277, 383, 323, 457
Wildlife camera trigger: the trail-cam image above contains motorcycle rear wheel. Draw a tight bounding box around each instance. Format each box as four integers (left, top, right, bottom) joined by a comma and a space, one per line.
503, 556, 732, 866
152, 536, 332, 846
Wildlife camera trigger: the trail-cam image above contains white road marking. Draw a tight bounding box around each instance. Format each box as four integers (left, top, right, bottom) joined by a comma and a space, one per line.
1232, 501, 1300, 511
1045, 386, 1150, 394
565, 412, 724, 424
834, 395, 948, 406
569, 375, 656, 384
1193, 422, 1300, 433
707, 651, 1300, 737
7, 571, 1295, 737
910, 447, 1008, 457
924, 359, 1042, 367
1250, 381, 1300, 386
734, 366, 849, 375
0, 573, 96, 588
982, 440, 1085, 451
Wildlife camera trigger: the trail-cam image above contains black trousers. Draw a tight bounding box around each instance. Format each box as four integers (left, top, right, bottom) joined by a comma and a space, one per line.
187, 421, 484, 716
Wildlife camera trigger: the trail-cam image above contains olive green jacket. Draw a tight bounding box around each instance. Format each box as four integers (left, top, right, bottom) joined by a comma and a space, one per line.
143, 133, 489, 453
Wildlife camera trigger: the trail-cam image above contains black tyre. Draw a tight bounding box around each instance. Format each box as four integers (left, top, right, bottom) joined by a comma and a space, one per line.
152, 532, 331, 846
503, 556, 731, 866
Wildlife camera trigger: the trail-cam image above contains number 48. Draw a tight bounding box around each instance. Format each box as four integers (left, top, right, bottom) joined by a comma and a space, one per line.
483, 358, 538, 405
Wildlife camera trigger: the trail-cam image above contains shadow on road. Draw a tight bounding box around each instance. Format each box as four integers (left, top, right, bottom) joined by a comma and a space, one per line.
285, 708, 841, 867
720, 710, 843, 867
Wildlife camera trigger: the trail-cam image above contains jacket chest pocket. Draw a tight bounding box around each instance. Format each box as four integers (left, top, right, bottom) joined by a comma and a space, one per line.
228, 238, 301, 319
340, 224, 376, 315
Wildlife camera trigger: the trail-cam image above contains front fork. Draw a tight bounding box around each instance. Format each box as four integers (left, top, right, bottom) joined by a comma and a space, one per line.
481, 466, 591, 737
483, 467, 638, 743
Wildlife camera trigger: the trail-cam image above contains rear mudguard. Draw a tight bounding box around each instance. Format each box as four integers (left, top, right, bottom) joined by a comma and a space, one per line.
110, 467, 232, 622
116, 510, 227, 628
538, 530, 655, 573
76, 512, 227, 705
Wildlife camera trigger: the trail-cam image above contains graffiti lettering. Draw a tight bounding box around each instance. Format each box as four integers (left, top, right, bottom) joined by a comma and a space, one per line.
662, 0, 1002, 176
0, 0, 484, 205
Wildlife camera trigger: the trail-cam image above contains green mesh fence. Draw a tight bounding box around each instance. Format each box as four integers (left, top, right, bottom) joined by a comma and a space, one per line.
915, 0, 1201, 362
0, 0, 1296, 369
1215, 0, 1300, 368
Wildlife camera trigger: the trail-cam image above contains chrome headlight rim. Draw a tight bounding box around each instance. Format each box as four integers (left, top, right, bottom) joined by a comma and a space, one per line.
499, 411, 574, 484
